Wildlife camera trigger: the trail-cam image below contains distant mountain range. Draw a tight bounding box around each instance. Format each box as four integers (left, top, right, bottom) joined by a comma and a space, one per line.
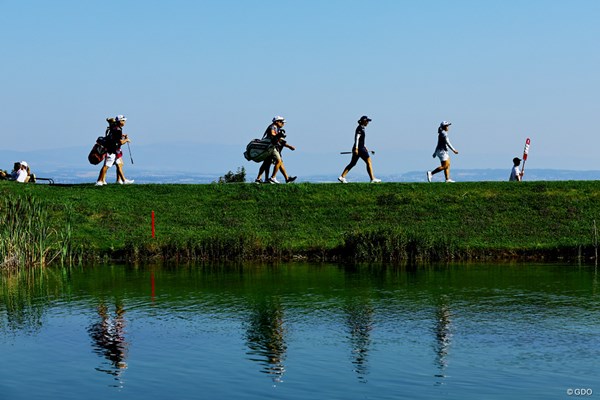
22, 168, 600, 185
281, 169, 600, 184
3, 144, 600, 184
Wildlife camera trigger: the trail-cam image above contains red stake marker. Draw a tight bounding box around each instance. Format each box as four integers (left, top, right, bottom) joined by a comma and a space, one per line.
151, 211, 155, 238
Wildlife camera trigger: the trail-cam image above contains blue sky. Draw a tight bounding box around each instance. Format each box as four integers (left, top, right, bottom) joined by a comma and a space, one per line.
2, 0, 599, 177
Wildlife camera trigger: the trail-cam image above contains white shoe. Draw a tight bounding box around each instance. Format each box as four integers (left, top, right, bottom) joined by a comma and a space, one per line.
371, 178, 382, 183
117, 179, 124, 184
268, 177, 280, 184
427, 171, 432, 182
95, 181, 105, 186
123, 179, 134, 184
338, 176, 348, 184
446, 179, 455, 183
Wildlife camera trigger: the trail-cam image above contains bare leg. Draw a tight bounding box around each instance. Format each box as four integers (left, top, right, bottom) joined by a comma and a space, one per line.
270, 159, 282, 180
97, 166, 109, 183
365, 158, 375, 180
444, 160, 451, 181
431, 160, 450, 176
116, 164, 126, 182
278, 163, 289, 181
256, 159, 271, 181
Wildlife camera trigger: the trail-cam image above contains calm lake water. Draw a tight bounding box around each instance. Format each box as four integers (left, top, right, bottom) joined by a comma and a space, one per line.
1, 263, 598, 400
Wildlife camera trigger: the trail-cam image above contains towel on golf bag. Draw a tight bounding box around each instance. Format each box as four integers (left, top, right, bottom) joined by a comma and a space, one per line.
88, 136, 107, 165
243, 138, 274, 162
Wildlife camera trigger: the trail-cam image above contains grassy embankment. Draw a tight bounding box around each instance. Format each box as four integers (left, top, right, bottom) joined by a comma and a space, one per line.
1, 180, 599, 266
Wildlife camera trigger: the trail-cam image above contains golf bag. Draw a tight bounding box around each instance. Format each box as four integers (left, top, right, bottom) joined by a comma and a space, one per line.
88, 136, 107, 165
243, 138, 274, 162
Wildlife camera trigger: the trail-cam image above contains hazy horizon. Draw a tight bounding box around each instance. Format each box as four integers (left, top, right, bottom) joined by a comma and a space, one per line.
2, 1, 600, 178
4, 142, 600, 184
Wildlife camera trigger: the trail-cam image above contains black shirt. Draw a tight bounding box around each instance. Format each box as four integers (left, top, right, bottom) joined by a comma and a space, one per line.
354, 125, 366, 149
105, 126, 124, 154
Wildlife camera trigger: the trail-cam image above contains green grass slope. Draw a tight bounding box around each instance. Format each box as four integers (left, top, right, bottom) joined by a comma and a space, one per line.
1, 180, 599, 262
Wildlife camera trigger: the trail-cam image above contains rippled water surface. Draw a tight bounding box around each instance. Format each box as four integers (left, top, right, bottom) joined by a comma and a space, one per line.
1, 263, 599, 399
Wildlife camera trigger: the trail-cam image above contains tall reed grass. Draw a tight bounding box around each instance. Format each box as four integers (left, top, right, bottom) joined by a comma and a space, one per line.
341, 229, 463, 262
120, 233, 273, 262
0, 195, 76, 270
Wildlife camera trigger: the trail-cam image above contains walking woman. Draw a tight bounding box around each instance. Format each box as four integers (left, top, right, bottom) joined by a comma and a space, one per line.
338, 115, 381, 183
255, 116, 297, 184
427, 121, 459, 183
96, 115, 134, 186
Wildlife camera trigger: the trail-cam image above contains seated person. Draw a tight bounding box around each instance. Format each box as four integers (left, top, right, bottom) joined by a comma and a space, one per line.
16, 161, 30, 183
8, 162, 20, 180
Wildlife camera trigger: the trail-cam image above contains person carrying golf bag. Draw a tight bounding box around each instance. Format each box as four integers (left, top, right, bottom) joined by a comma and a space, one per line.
96, 115, 134, 186
255, 116, 297, 184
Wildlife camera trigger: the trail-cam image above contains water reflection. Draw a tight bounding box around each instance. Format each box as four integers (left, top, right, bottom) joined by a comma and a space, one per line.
88, 300, 129, 387
244, 296, 287, 385
345, 299, 374, 383
433, 296, 453, 385
2, 263, 600, 400
0, 269, 56, 334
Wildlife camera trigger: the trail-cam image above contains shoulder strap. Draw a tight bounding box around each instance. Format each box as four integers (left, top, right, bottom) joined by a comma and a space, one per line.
262, 124, 272, 139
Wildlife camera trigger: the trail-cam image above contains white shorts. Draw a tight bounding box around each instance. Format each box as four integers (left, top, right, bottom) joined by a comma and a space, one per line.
104, 154, 123, 168
436, 150, 450, 162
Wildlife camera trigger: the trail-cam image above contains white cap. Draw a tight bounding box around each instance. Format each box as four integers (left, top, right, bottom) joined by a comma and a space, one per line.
440, 121, 452, 126
272, 116, 286, 123
115, 115, 127, 122
20, 161, 28, 168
